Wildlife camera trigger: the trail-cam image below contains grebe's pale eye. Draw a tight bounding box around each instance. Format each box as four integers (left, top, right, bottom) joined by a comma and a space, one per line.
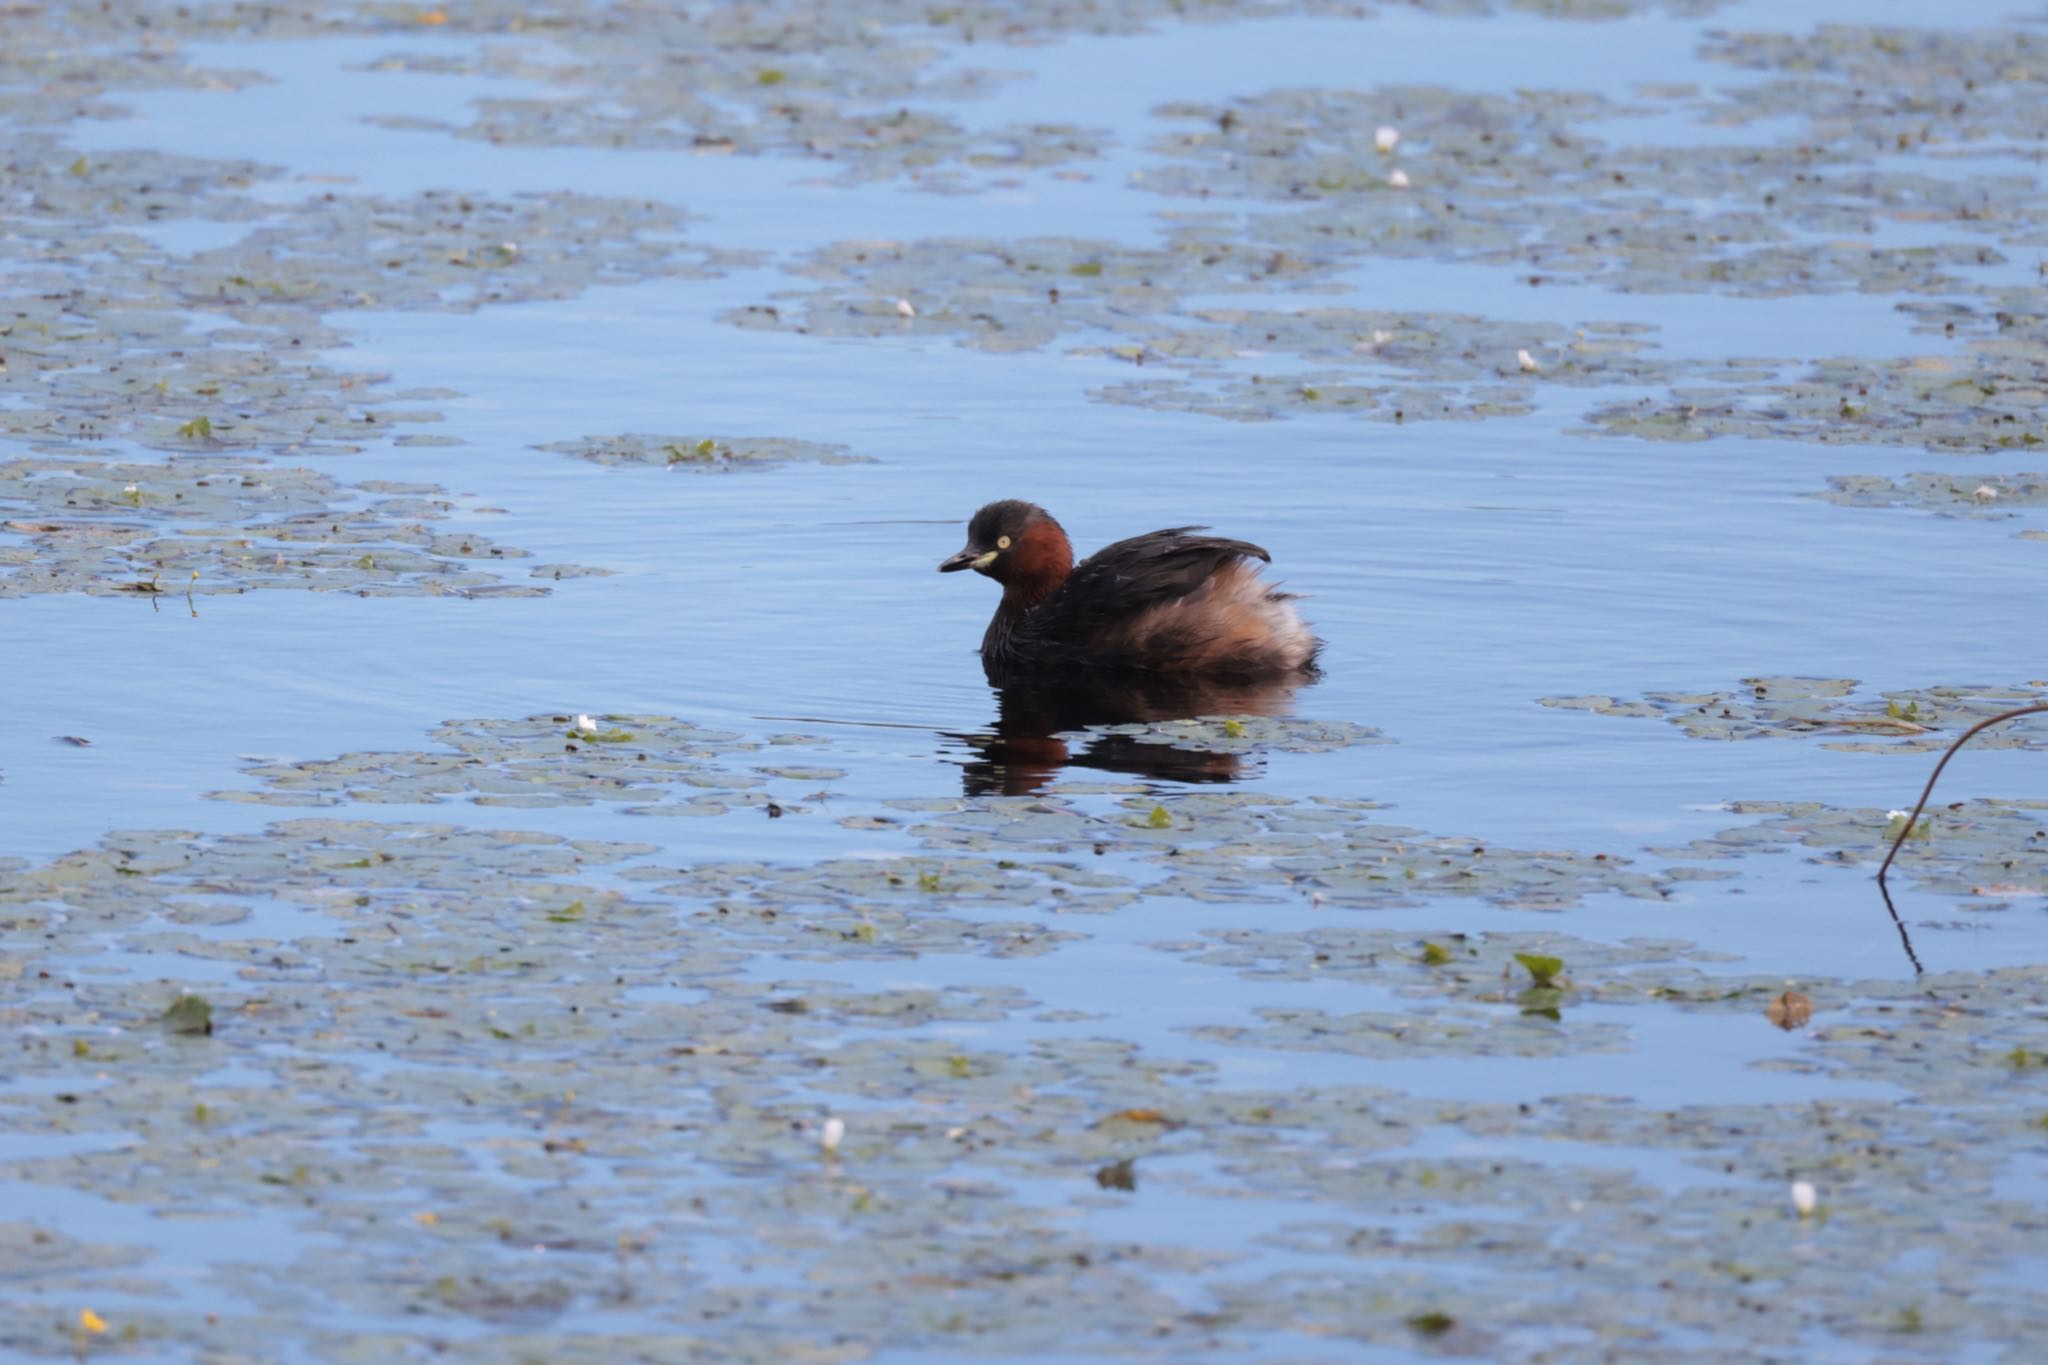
997, 535, 1012, 550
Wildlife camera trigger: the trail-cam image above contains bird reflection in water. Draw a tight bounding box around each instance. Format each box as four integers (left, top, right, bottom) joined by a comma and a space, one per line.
952, 671, 1311, 796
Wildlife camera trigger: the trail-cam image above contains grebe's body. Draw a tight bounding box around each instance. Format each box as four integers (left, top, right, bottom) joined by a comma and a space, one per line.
939, 500, 1319, 683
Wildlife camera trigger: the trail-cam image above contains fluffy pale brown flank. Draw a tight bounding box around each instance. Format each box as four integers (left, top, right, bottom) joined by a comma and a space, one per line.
1094, 559, 1316, 674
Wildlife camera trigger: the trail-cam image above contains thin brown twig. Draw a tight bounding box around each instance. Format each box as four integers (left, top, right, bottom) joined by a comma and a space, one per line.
1876, 702, 2048, 887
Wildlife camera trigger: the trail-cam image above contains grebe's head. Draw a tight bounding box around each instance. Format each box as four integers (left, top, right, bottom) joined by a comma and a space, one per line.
937, 500, 1062, 582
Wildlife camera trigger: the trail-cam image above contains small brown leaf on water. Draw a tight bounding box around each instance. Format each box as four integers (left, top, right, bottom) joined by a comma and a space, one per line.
1766, 990, 1814, 1030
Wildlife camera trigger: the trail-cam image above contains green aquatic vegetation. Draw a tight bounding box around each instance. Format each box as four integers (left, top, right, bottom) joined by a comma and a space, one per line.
1186, 1002, 1628, 1060
1106, 61, 2048, 444
1654, 797, 2048, 901
159, 993, 214, 1036
1513, 953, 1564, 988
6, 796, 2048, 1362
1589, 348, 2048, 455
1146, 804, 1173, 829
1088, 715, 1389, 755
534, 432, 869, 470
7, 5, 2048, 1355
345, 18, 1111, 191
0, 456, 569, 600
1541, 677, 2048, 752
1406, 1310, 1456, 1336
565, 721, 635, 744
1818, 472, 2048, 534
1146, 77, 2030, 300
210, 713, 778, 811
733, 226, 1682, 426
901, 788, 1668, 911
1884, 809, 1932, 841
0, 136, 743, 463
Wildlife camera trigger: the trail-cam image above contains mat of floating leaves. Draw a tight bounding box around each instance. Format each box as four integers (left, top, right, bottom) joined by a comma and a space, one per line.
0, 456, 595, 598
1654, 797, 2048, 901
884, 787, 1673, 912
1589, 350, 2048, 455
531, 433, 870, 470
1818, 472, 2048, 524
206, 714, 823, 812
8, 800, 2048, 1359
1541, 677, 2048, 751
1, 128, 744, 463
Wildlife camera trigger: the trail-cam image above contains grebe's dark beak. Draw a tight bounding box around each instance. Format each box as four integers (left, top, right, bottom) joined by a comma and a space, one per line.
938, 545, 995, 573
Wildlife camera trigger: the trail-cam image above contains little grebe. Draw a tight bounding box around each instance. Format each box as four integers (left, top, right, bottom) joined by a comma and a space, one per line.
938, 500, 1320, 682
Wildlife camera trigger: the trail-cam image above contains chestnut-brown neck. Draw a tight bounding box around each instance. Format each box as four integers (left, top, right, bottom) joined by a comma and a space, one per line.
999, 519, 1073, 613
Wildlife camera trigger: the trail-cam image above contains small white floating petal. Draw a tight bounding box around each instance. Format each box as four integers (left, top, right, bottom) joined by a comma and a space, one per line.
894, 298, 916, 318
820, 1116, 845, 1154
1972, 484, 1999, 501
1387, 168, 1410, 189
574, 714, 598, 733
123, 483, 139, 494
1517, 348, 1540, 372
1374, 125, 1400, 153
1372, 329, 1394, 346
1791, 1180, 1817, 1216
1886, 809, 1912, 822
